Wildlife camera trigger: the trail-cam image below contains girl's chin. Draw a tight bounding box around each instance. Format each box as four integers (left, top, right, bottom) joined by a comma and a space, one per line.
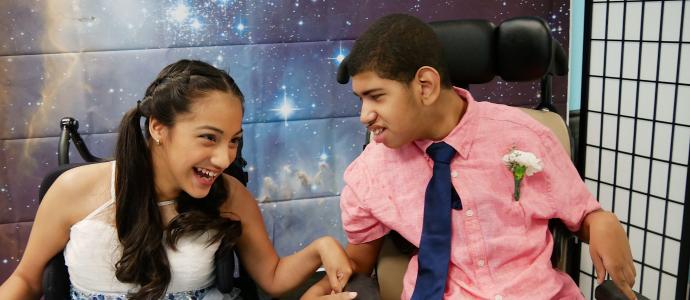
186, 188, 212, 199
187, 178, 214, 198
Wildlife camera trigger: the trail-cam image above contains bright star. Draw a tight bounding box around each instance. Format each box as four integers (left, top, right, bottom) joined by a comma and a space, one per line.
169, 3, 190, 22
328, 41, 348, 65
271, 87, 301, 126
190, 19, 202, 29
276, 102, 295, 118
237, 23, 245, 31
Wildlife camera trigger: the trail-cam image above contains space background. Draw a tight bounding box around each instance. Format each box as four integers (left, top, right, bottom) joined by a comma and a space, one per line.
0, 0, 570, 281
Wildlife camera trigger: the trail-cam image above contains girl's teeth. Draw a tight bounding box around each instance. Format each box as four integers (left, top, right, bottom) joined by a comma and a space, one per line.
196, 167, 217, 178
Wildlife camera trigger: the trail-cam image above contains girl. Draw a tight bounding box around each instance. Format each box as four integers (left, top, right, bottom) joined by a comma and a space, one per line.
0, 60, 355, 299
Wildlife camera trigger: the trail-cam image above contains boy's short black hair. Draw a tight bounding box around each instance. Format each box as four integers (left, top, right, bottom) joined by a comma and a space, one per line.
338, 14, 452, 88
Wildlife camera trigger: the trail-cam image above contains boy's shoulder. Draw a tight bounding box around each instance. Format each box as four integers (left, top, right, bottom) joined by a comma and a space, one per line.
473, 100, 554, 138
345, 140, 418, 179
345, 141, 388, 177
357, 139, 419, 162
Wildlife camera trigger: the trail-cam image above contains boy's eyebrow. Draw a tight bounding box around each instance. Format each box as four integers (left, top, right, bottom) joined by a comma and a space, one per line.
233, 129, 244, 136
353, 88, 384, 98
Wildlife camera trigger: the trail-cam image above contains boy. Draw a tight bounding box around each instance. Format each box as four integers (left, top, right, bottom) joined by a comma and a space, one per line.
305, 14, 635, 300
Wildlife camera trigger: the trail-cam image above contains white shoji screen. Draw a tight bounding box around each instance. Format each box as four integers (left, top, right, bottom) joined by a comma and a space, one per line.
579, 1, 690, 299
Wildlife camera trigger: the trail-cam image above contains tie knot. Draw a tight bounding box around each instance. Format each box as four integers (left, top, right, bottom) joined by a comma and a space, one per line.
426, 142, 456, 164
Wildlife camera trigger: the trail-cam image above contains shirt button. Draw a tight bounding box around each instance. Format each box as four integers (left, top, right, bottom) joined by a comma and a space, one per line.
495, 295, 503, 300
451, 170, 458, 178
477, 259, 485, 267
465, 209, 474, 217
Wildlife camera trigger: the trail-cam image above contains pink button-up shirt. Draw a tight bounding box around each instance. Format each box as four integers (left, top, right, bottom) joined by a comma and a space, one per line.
341, 87, 601, 299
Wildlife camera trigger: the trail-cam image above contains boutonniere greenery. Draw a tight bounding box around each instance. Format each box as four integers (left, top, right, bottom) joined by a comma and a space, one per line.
502, 148, 543, 201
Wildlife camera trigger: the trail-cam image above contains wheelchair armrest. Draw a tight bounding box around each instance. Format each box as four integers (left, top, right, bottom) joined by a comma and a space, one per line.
42, 253, 70, 300
214, 245, 236, 294
595, 280, 648, 300
215, 243, 260, 299
345, 273, 380, 300
549, 219, 578, 273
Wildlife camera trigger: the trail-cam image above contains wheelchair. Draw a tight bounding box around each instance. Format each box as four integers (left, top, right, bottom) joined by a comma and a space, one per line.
39, 117, 259, 299
336, 16, 646, 300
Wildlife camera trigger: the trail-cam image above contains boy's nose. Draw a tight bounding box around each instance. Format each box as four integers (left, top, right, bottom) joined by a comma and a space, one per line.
360, 110, 377, 125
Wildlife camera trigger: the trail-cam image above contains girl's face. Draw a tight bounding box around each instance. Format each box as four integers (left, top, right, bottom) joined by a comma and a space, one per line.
150, 90, 243, 200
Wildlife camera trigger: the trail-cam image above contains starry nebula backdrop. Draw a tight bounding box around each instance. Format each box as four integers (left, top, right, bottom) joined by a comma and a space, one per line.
0, 0, 570, 280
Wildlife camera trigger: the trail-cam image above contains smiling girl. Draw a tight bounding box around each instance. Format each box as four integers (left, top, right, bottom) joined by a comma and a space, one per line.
0, 60, 354, 300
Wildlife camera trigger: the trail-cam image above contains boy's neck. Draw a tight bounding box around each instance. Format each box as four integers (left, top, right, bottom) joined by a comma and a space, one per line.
423, 87, 467, 141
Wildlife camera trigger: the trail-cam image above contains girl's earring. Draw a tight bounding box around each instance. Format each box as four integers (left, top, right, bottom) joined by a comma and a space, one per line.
155, 139, 161, 145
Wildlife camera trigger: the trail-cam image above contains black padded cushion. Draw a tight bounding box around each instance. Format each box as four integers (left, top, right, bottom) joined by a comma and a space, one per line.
430, 19, 496, 87
496, 16, 552, 81
551, 40, 568, 76
595, 280, 649, 300
41, 250, 70, 300
338, 17, 564, 88
336, 55, 350, 84
39, 163, 88, 300
345, 273, 380, 300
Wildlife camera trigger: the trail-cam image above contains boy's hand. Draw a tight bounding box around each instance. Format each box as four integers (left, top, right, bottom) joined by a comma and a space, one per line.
316, 237, 353, 293
585, 211, 636, 300
301, 277, 358, 300
301, 291, 358, 300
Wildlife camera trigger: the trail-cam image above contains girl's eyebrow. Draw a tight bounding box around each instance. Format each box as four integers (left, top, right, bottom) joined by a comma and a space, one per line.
196, 126, 243, 136
196, 125, 224, 134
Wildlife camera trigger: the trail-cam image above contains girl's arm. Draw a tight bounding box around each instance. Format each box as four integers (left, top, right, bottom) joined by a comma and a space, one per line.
222, 175, 352, 297
0, 164, 109, 299
301, 239, 383, 299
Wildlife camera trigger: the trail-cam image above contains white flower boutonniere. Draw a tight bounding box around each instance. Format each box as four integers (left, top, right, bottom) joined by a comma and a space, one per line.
502, 148, 543, 201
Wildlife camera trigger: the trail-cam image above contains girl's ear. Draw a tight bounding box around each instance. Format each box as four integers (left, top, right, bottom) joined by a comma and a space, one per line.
148, 117, 168, 144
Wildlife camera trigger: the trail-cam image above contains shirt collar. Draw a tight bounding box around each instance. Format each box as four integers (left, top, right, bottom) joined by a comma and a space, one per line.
413, 87, 479, 159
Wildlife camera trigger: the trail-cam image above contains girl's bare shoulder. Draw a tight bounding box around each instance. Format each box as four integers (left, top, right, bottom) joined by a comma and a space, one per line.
45, 162, 114, 224
220, 174, 256, 215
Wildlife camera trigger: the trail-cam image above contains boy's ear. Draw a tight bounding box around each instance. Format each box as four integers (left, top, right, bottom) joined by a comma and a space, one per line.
148, 117, 168, 143
414, 66, 442, 106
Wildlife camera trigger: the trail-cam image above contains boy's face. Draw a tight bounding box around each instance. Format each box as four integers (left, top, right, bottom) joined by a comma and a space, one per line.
352, 71, 423, 149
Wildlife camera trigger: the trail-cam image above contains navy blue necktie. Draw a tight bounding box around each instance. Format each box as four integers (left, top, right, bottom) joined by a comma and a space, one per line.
411, 142, 457, 300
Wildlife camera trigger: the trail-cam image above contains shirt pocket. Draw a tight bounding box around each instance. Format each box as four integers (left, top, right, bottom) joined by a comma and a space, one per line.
483, 164, 528, 235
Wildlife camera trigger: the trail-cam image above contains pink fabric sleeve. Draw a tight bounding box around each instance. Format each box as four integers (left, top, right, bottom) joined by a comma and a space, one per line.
340, 159, 390, 244
539, 128, 602, 232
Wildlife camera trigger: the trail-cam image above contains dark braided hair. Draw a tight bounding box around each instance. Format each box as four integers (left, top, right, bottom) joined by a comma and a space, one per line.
114, 60, 243, 299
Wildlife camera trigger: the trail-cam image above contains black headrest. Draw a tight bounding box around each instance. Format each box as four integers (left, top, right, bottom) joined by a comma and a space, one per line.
434, 16, 567, 86
336, 56, 350, 84
336, 16, 567, 87
430, 19, 496, 87
496, 16, 553, 81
